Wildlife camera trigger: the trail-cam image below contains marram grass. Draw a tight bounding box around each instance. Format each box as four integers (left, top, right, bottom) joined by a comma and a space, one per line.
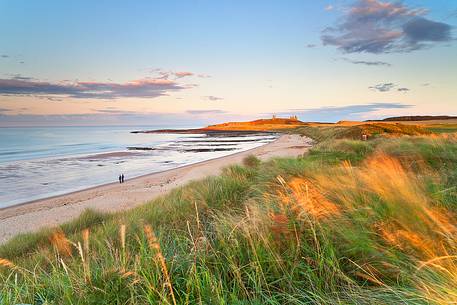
1, 134, 456, 304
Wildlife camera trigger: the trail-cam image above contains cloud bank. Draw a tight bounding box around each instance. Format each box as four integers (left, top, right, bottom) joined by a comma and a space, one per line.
273, 102, 412, 122
0, 103, 414, 126
322, 0, 452, 53
0, 77, 189, 99
0, 110, 251, 127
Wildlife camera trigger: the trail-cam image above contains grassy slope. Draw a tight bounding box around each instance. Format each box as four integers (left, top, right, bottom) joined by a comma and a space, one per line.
1, 125, 457, 304
425, 124, 457, 134
204, 118, 308, 131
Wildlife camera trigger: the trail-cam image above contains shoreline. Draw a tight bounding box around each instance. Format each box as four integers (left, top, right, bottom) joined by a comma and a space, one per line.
131, 128, 279, 135
1, 138, 276, 211
0, 134, 312, 244
1, 131, 278, 209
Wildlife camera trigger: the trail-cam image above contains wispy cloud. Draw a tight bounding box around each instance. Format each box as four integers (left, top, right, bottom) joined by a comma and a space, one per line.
340, 57, 391, 66
305, 44, 317, 48
368, 82, 411, 92
203, 95, 224, 101
90, 108, 143, 115
174, 71, 194, 78
197, 74, 211, 78
369, 82, 396, 92
1, 54, 9, 58
0, 77, 190, 99
186, 109, 227, 115
147, 69, 204, 80
325, 5, 334, 11
7, 74, 36, 81
321, 0, 452, 54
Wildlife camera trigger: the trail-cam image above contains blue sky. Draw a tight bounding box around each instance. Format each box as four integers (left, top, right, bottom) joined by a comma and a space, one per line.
0, 0, 456, 126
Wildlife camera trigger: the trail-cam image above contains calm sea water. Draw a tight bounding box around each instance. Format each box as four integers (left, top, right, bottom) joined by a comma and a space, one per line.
0, 126, 277, 208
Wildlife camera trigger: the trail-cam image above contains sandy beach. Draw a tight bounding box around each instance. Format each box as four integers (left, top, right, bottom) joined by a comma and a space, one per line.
0, 134, 312, 244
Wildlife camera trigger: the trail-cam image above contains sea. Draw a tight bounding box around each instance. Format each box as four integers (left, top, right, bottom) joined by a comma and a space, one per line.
0, 126, 277, 208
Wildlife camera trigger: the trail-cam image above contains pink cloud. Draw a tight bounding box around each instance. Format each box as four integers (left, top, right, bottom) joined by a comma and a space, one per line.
0, 77, 189, 99
174, 71, 194, 78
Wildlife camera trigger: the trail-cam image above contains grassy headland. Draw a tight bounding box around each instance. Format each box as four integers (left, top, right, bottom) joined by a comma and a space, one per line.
1, 119, 456, 304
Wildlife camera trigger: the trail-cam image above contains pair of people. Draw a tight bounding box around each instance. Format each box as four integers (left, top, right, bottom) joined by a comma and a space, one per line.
118, 174, 125, 184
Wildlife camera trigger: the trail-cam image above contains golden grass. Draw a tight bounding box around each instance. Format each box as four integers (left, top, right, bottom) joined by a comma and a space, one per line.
82, 228, 90, 254
49, 229, 73, 257
120, 224, 126, 251
0, 258, 15, 269
205, 123, 306, 131
276, 177, 340, 220
202, 117, 455, 137
310, 154, 456, 289
1, 132, 456, 303
144, 224, 177, 305
202, 117, 308, 131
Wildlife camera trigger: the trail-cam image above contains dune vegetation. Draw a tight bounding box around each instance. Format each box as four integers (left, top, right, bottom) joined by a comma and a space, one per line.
1, 125, 457, 304
203, 117, 307, 132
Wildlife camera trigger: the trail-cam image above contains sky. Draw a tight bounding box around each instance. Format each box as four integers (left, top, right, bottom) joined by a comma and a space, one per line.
0, 0, 456, 126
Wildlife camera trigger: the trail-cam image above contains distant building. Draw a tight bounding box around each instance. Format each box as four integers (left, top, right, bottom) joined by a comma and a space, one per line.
271, 114, 298, 121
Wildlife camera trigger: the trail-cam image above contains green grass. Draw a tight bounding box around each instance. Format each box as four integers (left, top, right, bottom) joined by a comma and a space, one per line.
425, 124, 457, 134
1, 133, 456, 304
290, 122, 431, 142
0, 210, 110, 260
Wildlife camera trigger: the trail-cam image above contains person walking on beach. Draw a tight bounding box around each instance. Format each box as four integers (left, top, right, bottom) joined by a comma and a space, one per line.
121, 174, 125, 183
119, 175, 122, 184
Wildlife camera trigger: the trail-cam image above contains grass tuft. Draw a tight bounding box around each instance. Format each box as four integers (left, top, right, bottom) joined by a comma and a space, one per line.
243, 154, 261, 168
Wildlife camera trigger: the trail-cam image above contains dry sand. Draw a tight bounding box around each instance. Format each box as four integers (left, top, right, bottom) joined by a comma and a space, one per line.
0, 134, 312, 244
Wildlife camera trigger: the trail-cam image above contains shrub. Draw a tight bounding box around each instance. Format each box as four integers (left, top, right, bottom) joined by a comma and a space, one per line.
242, 154, 261, 168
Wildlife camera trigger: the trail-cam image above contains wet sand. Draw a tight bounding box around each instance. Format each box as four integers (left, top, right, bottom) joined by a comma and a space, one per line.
0, 134, 312, 244
76, 151, 143, 160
